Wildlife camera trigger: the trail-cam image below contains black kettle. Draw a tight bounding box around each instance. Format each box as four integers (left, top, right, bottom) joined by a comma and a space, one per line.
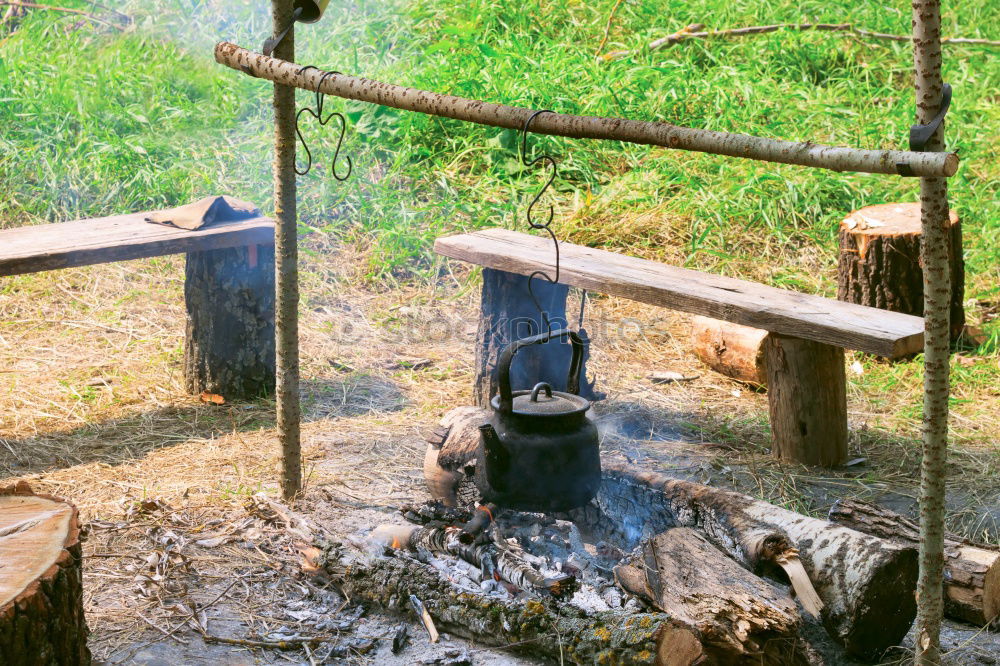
475, 329, 601, 512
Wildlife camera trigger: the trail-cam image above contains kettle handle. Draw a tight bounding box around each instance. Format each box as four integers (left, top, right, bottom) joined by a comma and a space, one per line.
497, 328, 585, 414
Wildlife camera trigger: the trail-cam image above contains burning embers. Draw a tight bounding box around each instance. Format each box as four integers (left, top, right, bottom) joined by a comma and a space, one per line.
372, 502, 630, 613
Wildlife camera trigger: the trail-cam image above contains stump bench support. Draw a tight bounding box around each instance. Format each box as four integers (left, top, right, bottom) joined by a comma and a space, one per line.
475, 268, 598, 407
0, 209, 276, 400
436, 228, 926, 467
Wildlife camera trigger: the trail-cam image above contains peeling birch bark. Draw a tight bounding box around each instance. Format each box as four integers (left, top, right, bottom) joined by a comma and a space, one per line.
270, 0, 301, 500
214, 42, 957, 178
910, 0, 953, 662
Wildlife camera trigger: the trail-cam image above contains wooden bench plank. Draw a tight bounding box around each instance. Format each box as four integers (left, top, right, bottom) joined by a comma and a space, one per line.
0, 211, 275, 277
435, 228, 925, 358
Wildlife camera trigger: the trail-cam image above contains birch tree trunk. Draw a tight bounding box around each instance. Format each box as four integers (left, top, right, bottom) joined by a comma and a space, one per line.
272, 0, 301, 501
912, 0, 953, 662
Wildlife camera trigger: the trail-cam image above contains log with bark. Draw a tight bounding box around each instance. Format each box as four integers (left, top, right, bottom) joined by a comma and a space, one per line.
429, 408, 919, 658
214, 42, 958, 179
690, 315, 768, 387
0, 482, 91, 666
571, 461, 917, 660
615, 527, 805, 663
319, 541, 708, 665
829, 498, 999, 626
837, 203, 964, 344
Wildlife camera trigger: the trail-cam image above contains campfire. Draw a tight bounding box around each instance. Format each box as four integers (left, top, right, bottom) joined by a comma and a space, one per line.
304, 405, 923, 666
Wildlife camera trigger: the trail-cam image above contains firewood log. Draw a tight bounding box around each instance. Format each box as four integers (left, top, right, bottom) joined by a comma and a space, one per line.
690, 315, 768, 387
615, 528, 804, 664
434, 408, 917, 658
571, 462, 918, 660
320, 542, 707, 666
829, 498, 999, 626
0, 482, 91, 666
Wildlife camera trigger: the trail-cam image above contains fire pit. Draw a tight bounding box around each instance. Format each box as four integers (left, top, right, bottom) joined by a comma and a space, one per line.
311, 412, 920, 665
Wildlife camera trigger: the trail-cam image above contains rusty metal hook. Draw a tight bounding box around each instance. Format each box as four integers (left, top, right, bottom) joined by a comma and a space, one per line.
294, 67, 352, 181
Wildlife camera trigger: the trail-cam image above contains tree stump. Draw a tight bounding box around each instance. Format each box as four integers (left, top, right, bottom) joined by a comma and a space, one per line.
837, 202, 964, 343
184, 243, 275, 400
690, 315, 768, 387
0, 482, 90, 666
829, 499, 1000, 626
474, 268, 598, 407
763, 334, 847, 467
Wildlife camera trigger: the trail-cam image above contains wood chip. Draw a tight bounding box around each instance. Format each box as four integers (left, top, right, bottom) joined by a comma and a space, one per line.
648, 370, 699, 384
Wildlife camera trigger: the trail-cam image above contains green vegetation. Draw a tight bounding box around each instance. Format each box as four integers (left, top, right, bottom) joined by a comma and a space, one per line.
1, 0, 998, 445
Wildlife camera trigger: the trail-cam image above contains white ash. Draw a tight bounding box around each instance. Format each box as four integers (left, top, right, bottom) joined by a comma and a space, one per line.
372, 509, 640, 615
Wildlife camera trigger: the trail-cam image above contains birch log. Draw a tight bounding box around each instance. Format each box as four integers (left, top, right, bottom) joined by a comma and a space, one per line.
271, 0, 301, 500
214, 42, 957, 178
829, 499, 999, 626
569, 461, 918, 660
911, 0, 953, 661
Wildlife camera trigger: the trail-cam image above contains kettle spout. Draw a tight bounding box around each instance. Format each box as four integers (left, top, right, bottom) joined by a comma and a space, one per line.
478, 423, 501, 448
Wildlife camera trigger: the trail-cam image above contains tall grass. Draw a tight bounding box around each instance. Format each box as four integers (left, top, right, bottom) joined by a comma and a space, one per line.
0, 0, 996, 298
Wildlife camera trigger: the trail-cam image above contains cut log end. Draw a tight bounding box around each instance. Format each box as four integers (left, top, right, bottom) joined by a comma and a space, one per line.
690, 316, 768, 387
0, 482, 91, 666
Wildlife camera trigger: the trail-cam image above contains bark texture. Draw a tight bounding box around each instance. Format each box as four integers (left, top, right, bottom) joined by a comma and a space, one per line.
184, 245, 275, 399
272, 0, 300, 500
614, 527, 805, 664
690, 315, 768, 387
837, 203, 964, 342
0, 482, 90, 666
475, 268, 598, 408
567, 461, 918, 660
829, 499, 999, 626
320, 545, 705, 665
911, 0, 953, 661
763, 334, 847, 466
214, 42, 958, 178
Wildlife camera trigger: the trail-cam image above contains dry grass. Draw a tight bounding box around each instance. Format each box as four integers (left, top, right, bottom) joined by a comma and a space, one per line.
2, 238, 999, 659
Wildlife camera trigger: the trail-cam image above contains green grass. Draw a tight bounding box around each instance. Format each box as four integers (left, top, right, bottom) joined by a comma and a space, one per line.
1, 0, 998, 442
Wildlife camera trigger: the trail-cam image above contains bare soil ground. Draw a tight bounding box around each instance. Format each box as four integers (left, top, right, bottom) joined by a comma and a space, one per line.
2, 242, 998, 664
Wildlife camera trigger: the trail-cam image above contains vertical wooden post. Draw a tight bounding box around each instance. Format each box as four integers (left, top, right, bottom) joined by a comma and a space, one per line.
272, 0, 301, 501
763, 335, 848, 467
912, 0, 953, 661
184, 244, 275, 399
474, 268, 598, 408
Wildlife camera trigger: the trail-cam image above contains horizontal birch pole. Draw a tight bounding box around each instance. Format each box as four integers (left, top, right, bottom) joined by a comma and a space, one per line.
215, 42, 957, 178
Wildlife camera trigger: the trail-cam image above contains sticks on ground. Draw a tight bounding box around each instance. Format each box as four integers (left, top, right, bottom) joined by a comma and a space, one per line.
599, 22, 1000, 61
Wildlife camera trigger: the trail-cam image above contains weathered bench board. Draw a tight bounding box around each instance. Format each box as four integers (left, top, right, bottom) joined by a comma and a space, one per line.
0, 210, 276, 399
435, 228, 924, 359
436, 228, 928, 467
0, 211, 274, 277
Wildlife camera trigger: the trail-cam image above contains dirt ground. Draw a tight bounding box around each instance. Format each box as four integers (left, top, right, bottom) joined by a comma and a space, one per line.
2, 244, 998, 664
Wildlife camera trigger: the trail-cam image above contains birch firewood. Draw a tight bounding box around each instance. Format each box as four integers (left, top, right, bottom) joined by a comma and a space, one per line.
911, 0, 953, 661
570, 461, 918, 660
829, 499, 999, 626
214, 42, 957, 178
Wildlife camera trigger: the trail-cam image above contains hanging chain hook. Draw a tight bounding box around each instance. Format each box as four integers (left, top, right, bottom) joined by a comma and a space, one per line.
520, 110, 561, 334
294, 67, 353, 181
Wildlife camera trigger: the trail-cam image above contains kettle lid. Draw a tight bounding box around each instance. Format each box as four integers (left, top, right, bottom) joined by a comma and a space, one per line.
493, 382, 590, 417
